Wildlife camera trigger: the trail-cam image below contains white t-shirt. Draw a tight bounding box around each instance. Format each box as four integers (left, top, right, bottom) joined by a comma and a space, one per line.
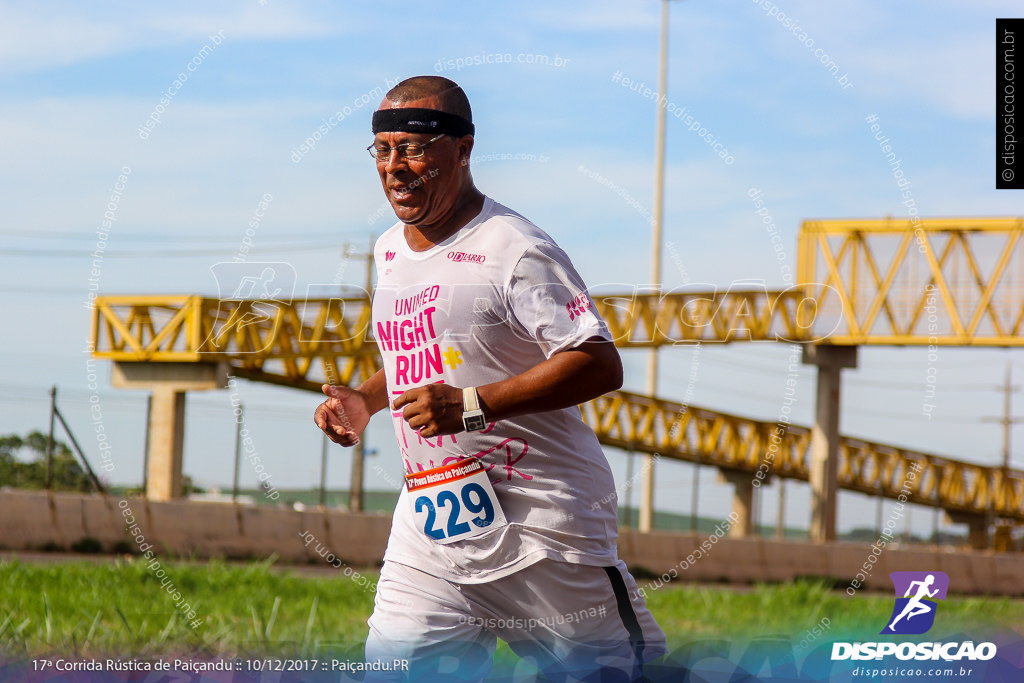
371, 197, 620, 583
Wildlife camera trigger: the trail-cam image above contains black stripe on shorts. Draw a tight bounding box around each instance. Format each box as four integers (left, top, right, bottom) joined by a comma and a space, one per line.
602, 565, 645, 663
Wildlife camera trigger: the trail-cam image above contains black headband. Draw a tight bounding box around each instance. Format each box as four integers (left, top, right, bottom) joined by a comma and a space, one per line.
371, 107, 475, 137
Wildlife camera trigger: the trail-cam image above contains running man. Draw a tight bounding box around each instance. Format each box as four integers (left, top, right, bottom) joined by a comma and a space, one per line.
887, 574, 939, 631
314, 76, 666, 681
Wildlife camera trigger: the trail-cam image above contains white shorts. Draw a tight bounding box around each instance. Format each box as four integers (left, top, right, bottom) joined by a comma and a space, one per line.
365, 558, 667, 682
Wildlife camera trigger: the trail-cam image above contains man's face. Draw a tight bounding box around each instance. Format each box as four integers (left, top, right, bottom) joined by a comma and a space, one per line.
372, 97, 470, 227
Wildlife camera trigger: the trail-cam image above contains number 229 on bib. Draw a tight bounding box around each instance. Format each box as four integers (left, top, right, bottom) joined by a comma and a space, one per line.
404, 458, 507, 545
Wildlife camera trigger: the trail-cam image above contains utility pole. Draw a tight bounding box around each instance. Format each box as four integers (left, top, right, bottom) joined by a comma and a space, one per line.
776, 479, 786, 539
142, 394, 152, 495
981, 362, 1023, 549
690, 453, 699, 532
332, 235, 376, 512
624, 450, 634, 528
640, 0, 671, 534
319, 433, 329, 508
981, 362, 1023, 470
337, 238, 375, 296
350, 437, 364, 512
350, 234, 374, 512
46, 386, 56, 490
232, 402, 243, 501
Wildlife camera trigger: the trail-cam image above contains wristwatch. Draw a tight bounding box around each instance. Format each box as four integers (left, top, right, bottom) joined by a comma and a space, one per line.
462, 387, 487, 432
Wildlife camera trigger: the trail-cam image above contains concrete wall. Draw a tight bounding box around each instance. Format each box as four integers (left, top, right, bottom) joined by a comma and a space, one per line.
617, 529, 1024, 596
2, 491, 1022, 595
0, 490, 391, 566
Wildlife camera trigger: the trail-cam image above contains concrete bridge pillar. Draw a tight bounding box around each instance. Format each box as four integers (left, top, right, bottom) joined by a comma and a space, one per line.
717, 469, 755, 537
112, 361, 228, 501
803, 345, 858, 543
945, 511, 989, 550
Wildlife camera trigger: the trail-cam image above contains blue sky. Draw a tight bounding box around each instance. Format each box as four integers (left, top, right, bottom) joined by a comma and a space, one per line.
1, 0, 1021, 535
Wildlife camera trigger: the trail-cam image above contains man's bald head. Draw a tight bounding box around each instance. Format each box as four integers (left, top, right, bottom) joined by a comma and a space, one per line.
382, 76, 472, 122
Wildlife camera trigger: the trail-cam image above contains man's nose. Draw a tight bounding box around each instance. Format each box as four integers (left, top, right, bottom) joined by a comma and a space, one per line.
383, 148, 407, 174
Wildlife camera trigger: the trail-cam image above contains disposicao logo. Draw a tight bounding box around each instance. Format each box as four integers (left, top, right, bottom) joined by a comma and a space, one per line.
831, 570, 997, 662
881, 571, 949, 635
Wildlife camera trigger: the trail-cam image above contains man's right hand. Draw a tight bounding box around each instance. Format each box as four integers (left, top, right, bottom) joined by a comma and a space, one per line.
314, 384, 371, 447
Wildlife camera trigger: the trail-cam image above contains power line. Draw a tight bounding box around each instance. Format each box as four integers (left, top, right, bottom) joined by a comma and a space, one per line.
0, 385, 316, 418
980, 363, 1024, 468
0, 244, 346, 258
697, 355, 793, 375
869, 358, 1020, 369
0, 286, 95, 295
696, 354, 1006, 391
845, 408, 981, 424
845, 378, 997, 391
0, 227, 363, 242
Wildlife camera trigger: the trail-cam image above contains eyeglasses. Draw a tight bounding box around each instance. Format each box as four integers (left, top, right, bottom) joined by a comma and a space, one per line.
367, 134, 446, 161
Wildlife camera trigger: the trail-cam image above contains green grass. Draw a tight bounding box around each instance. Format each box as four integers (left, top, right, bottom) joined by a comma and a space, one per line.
0, 557, 371, 659
645, 579, 1024, 642
2, 558, 1023, 659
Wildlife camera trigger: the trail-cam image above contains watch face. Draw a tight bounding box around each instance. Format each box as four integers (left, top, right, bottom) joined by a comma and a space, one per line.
464, 413, 487, 431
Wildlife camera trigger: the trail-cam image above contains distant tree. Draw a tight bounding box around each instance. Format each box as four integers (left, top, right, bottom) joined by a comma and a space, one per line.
183, 475, 205, 496
0, 431, 94, 492
928, 530, 967, 546
121, 476, 204, 498
841, 525, 926, 545
0, 434, 20, 485
841, 527, 879, 542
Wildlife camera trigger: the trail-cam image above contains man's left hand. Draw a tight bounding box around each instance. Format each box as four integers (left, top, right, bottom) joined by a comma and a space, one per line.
392, 383, 465, 438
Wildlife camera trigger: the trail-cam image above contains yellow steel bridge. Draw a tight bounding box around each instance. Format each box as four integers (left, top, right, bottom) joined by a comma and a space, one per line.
91, 217, 1024, 544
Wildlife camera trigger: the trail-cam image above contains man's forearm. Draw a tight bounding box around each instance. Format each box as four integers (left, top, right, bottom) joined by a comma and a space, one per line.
356, 369, 390, 415
475, 338, 621, 423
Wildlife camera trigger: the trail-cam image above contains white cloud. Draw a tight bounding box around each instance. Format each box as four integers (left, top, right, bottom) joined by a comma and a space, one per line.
742, 0, 1001, 119
0, 1, 342, 77
525, 0, 659, 32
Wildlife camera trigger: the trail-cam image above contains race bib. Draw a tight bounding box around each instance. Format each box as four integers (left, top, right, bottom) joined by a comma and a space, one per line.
405, 458, 507, 545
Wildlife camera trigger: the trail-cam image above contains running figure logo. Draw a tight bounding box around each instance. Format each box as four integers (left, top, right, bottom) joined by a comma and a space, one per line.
203, 262, 296, 353
881, 571, 949, 635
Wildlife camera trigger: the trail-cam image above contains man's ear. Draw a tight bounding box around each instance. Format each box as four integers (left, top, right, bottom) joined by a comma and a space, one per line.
459, 135, 474, 166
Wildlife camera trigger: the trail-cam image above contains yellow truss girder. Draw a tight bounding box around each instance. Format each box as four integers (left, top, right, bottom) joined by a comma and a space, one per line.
91, 288, 817, 370
582, 390, 1024, 521
591, 287, 814, 345
798, 217, 1024, 345
90, 291, 1024, 519
91, 295, 381, 390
